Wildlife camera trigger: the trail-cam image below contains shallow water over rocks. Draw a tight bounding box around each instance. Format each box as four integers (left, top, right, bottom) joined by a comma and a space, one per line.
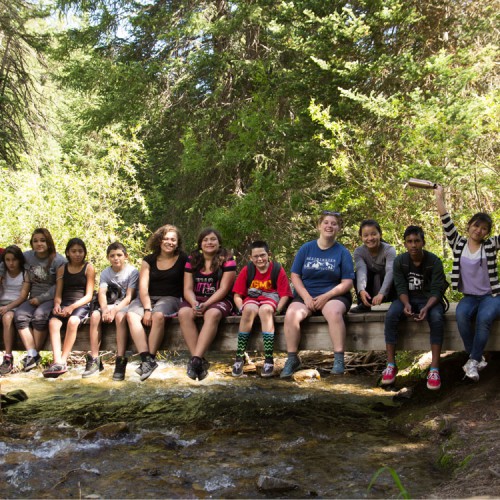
0, 357, 447, 498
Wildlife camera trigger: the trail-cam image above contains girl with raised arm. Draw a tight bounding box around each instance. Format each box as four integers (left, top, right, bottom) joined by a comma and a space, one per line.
435, 185, 500, 381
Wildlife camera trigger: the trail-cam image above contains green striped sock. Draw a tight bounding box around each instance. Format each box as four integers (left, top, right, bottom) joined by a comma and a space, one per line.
236, 332, 250, 357
262, 332, 275, 359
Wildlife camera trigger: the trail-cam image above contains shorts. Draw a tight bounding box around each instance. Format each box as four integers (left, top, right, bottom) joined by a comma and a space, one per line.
179, 296, 233, 318
50, 304, 90, 326
242, 295, 278, 311
127, 296, 181, 318
291, 293, 352, 316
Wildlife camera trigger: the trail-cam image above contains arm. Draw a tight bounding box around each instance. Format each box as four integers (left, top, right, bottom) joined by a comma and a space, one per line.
183, 271, 197, 308
354, 247, 370, 305
435, 184, 448, 216
374, 245, 397, 305
393, 257, 412, 316
200, 269, 236, 311
138, 260, 153, 327
51, 266, 65, 315
312, 278, 353, 311
233, 293, 244, 313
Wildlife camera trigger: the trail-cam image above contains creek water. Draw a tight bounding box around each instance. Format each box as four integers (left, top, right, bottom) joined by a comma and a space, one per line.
1, 356, 446, 498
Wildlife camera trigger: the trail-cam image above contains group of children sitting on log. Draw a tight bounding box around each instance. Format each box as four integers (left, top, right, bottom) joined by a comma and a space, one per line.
0, 185, 499, 389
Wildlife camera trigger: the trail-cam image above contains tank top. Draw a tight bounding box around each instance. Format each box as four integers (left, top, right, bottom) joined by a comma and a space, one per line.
0, 272, 24, 303
62, 263, 88, 304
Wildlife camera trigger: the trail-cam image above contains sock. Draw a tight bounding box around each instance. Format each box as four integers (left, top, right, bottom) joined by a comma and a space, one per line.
236, 332, 250, 357
287, 352, 298, 359
387, 362, 396, 367
28, 349, 38, 357
262, 332, 274, 359
4, 353, 13, 359
140, 352, 151, 362
430, 367, 439, 371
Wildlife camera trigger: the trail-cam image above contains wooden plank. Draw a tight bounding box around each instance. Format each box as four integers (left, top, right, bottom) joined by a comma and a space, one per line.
1, 303, 499, 353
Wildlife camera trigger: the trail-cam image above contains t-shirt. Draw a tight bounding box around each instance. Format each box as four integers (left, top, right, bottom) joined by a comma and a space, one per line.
0, 272, 25, 303
185, 256, 237, 298
459, 244, 491, 295
232, 262, 293, 299
99, 264, 139, 301
408, 260, 425, 299
143, 252, 188, 297
291, 240, 355, 297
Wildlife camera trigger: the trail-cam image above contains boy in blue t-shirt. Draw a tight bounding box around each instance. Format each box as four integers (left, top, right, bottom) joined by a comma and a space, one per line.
84, 242, 139, 380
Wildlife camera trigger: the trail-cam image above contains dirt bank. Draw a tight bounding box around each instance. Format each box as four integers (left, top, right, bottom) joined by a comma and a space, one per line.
387, 352, 500, 498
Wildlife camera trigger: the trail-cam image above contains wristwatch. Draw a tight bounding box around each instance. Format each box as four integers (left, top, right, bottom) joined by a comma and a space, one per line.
144, 308, 152, 312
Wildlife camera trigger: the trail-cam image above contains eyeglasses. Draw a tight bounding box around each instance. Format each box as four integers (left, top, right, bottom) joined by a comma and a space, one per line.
322, 210, 341, 216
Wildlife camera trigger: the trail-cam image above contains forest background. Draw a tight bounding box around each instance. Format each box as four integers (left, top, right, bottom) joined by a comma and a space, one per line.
0, 0, 498, 286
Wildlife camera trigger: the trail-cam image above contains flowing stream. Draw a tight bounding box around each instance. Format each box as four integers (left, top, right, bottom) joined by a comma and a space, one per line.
0, 356, 446, 498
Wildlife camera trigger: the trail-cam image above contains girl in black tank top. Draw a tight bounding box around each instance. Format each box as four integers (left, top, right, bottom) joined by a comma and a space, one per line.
43, 238, 96, 378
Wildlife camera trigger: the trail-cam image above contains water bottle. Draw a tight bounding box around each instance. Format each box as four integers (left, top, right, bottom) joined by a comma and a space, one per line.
408, 178, 437, 189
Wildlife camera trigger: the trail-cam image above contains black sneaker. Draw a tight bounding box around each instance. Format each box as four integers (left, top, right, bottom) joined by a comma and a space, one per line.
232, 357, 245, 377
140, 356, 158, 381
198, 358, 210, 381
261, 358, 274, 378
82, 354, 103, 378
350, 303, 371, 313
112, 356, 128, 381
22, 354, 41, 372
186, 358, 198, 380
0, 355, 14, 375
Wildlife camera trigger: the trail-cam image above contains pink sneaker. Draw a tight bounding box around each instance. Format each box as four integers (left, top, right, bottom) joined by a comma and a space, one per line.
427, 370, 441, 390
381, 365, 398, 385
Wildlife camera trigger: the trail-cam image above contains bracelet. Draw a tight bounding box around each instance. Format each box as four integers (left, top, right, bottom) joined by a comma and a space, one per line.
144, 308, 152, 312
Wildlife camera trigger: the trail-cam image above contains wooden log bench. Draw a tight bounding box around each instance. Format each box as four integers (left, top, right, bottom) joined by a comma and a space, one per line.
1, 303, 499, 353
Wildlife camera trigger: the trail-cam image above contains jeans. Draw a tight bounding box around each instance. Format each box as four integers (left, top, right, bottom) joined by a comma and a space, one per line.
384, 297, 444, 345
456, 294, 500, 361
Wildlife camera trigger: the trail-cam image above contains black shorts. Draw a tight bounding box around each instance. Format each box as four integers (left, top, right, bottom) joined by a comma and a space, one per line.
291, 293, 352, 316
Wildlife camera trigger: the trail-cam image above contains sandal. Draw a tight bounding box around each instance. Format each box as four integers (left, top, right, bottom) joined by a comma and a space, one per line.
42, 363, 68, 379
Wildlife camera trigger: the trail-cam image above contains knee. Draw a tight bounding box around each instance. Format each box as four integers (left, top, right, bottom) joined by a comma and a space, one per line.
152, 312, 165, 325
67, 317, 81, 328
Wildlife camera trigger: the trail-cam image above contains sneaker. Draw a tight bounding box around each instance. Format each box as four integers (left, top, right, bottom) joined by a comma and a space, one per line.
42, 363, 68, 379
112, 356, 128, 381
186, 358, 198, 380
463, 358, 479, 382
140, 356, 158, 381
82, 354, 103, 378
22, 354, 42, 372
350, 303, 371, 314
381, 365, 398, 385
331, 355, 345, 375
280, 356, 302, 378
0, 355, 14, 375
198, 358, 210, 381
261, 358, 274, 378
427, 370, 441, 390
135, 364, 143, 376
477, 356, 488, 371
232, 357, 245, 377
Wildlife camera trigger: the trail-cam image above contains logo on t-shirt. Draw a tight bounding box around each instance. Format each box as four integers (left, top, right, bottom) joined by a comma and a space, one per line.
304, 257, 336, 271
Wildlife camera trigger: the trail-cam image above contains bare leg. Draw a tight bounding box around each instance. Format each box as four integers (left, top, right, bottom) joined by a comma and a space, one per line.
127, 312, 148, 353
322, 300, 347, 352
258, 304, 275, 333
193, 309, 222, 358
115, 311, 129, 357
61, 316, 81, 363
178, 307, 198, 355
148, 312, 166, 355
238, 305, 258, 332
283, 302, 310, 352
89, 310, 102, 358
33, 329, 48, 351
2, 312, 16, 354
18, 327, 36, 351
49, 318, 64, 364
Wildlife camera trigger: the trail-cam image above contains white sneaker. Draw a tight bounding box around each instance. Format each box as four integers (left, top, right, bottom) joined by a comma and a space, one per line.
463, 358, 479, 382
477, 356, 488, 371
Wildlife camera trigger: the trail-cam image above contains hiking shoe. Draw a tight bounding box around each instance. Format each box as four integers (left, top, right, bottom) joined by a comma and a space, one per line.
22, 354, 42, 372
82, 354, 103, 378
42, 363, 68, 378
331, 355, 345, 375
0, 355, 14, 375
280, 356, 302, 378
140, 356, 158, 381
112, 356, 128, 381
232, 357, 245, 377
381, 365, 398, 385
477, 356, 488, 371
135, 364, 143, 376
187, 358, 198, 380
350, 303, 371, 314
463, 358, 479, 382
261, 358, 274, 378
198, 358, 210, 381
427, 370, 441, 390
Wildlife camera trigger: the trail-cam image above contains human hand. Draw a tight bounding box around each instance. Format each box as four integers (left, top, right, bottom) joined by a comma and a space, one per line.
359, 290, 372, 307
30, 297, 40, 306
371, 293, 384, 306
142, 310, 153, 327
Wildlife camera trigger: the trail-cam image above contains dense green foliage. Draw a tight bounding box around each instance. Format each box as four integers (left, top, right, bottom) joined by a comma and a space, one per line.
0, 0, 498, 277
